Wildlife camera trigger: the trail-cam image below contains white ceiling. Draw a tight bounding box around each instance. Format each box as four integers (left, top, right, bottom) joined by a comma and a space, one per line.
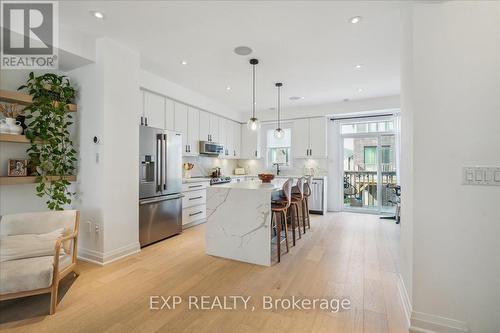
60, 1, 401, 114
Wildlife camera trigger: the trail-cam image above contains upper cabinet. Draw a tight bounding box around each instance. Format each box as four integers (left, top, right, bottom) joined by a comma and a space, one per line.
142, 90, 165, 129
209, 114, 219, 143
187, 107, 200, 156
165, 99, 175, 131
241, 124, 261, 159
199, 111, 220, 143
174, 102, 188, 154
233, 122, 241, 158
199, 111, 210, 142
292, 117, 327, 158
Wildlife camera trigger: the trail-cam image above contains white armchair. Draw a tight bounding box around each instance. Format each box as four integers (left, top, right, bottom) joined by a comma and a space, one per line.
0, 210, 80, 314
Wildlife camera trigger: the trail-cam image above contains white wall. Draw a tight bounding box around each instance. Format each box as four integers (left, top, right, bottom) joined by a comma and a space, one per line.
70, 38, 141, 264
401, 2, 500, 332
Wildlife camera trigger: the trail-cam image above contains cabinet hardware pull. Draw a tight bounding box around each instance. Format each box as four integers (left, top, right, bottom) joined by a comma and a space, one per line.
310, 149, 312, 156
188, 184, 203, 188
145, 117, 148, 126
189, 211, 203, 216
189, 196, 203, 200
140, 116, 144, 126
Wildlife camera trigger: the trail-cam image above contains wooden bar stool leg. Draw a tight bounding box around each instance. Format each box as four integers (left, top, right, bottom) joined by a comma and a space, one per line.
295, 204, 302, 239
277, 212, 281, 262
306, 199, 311, 229
282, 210, 289, 253
301, 200, 307, 234
290, 207, 296, 246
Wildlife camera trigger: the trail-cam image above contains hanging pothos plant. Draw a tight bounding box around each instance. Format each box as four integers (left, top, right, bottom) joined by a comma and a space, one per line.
18, 72, 77, 210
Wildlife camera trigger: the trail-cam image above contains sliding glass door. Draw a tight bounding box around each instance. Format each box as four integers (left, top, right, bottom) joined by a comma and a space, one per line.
341, 119, 397, 214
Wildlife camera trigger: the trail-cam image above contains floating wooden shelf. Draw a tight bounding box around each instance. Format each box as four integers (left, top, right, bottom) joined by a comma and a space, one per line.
0, 89, 77, 112
0, 133, 42, 143
0, 175, 76, 185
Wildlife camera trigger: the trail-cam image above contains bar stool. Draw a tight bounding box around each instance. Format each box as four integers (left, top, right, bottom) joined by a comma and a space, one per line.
303, 176, 312, 230
291, 177, 307, 235
284, 177, 304, 243
271, 178, 292, 262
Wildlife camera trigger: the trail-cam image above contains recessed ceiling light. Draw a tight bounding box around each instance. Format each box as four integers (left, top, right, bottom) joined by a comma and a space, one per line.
180, 60, 188, 65
226, 86, 231, 91
289, 96, 304, 101
357, 88, 363, 93
91, 11, 105, 19
349, 16, 362, 24
355, 64, 363, 69
234, 46, 253, 56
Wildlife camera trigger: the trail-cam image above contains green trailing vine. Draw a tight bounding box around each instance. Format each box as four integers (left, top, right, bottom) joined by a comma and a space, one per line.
18, 72, 77, 210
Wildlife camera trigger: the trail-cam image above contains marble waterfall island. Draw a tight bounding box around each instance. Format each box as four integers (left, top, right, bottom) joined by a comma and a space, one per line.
205, 180, 285, 266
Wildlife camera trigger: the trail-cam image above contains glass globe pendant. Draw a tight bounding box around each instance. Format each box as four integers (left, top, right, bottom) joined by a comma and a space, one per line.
273, 82, 284, 139
274, 127, 284, 139
247, 59, 260, 131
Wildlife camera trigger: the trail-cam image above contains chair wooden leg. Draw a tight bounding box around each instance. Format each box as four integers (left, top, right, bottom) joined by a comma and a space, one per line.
290, 208, 296, 246
276, 212, 281, 262
282, 210, 289, 253
301, 200, 307, 234
295, 204, 302, 239
305, 199, 311, 229
49, 280, 59, 315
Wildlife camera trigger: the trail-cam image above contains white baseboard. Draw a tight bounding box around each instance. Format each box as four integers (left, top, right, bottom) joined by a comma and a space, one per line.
78, 242, 140, 266
410, 311, 469, 333
397, 274, 469, 333
397, 273, 412, 326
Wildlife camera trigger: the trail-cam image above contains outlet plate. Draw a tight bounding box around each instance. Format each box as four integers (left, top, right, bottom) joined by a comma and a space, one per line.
463, 166, 500, 186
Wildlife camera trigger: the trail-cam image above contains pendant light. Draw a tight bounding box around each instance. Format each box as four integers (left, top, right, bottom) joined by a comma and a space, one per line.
274, 82, 284, 139
246, 58, 261, 131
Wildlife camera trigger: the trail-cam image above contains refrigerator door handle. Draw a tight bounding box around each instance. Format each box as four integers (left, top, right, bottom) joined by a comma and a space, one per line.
156, 134, 162, 192
139, 194, 184, 205
163, 134, 167, 190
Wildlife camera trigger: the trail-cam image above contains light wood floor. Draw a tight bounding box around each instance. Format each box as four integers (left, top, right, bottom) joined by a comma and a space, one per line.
0, 212, 408, 333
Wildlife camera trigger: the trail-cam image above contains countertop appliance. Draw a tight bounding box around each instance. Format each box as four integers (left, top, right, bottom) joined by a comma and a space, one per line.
139, 126, 183, 247
199, 141, 224, 156
210, 176, 231, 185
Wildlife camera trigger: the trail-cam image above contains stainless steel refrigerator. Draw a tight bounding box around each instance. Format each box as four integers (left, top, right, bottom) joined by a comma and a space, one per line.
139, 126, 183, 247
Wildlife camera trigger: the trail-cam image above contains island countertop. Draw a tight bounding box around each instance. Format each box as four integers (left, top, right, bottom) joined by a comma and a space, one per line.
209, 179, 286, 192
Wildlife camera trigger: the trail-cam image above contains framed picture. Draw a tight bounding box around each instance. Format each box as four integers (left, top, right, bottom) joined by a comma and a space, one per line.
7, 159, 28, 177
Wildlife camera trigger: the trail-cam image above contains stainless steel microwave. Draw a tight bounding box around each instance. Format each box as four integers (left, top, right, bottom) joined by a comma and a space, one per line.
199, 141, 224, 155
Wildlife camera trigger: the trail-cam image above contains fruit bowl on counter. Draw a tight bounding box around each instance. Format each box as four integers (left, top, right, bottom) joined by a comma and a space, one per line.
258, 173, 275, 183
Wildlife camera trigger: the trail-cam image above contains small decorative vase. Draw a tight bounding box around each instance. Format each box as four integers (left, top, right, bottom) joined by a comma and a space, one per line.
15, 115, 27, 134
5, 118, 23, 135
183, 170, 191, 179
0, 119, 9, 134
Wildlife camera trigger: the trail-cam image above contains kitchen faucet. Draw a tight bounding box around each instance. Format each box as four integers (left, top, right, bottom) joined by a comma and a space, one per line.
273, 163, 281, 176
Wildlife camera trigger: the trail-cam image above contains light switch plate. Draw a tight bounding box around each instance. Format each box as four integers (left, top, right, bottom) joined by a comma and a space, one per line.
463, 166, 500, 186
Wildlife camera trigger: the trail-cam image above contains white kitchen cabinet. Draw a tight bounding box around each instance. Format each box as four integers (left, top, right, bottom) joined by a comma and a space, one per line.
240, 124, 261, 159
225, 120, 235, 158
142, 90, 165, 128
308, 117, 327, 158
219, 117, 227, 155
233, 122, 241, 158
187, 107, 200, 155
209, 114, 219, 143
292, 118, 310, 158
174, 102, 189, 155
199, 111, 210, 142
181, 180, 209, 228
164, 98, 175, 131
292, 117, 327, 158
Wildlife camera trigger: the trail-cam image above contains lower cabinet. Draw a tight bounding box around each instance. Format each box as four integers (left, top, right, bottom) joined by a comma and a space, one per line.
181, 181, 209, 228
